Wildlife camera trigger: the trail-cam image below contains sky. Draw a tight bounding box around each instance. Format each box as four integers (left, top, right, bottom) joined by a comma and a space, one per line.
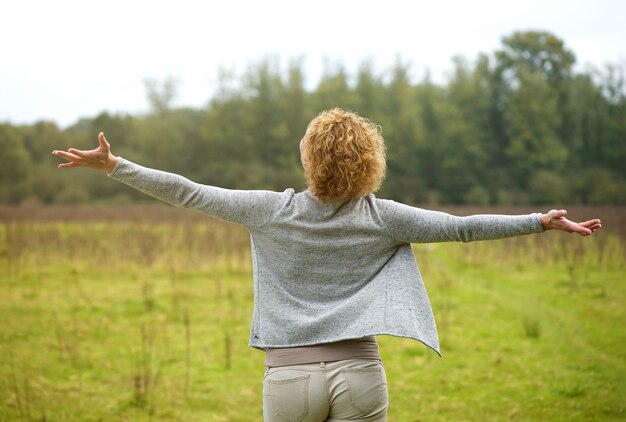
1, 0, 625, 128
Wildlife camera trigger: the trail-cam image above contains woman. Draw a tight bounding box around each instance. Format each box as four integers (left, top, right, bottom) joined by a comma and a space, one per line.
53, 108, 601, 422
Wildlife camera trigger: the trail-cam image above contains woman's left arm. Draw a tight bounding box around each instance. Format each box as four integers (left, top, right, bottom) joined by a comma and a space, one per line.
53, 133, 287, 228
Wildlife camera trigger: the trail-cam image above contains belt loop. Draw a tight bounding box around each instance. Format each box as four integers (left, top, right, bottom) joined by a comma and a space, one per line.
320, 361, 325, 369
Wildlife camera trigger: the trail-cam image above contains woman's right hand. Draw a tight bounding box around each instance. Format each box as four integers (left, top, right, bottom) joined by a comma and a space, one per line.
53, 132, 118, 173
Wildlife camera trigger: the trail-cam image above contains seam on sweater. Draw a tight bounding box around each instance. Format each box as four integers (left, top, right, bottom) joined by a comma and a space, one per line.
369, 197, 400, 244
255, 188, 295, 230
383, 284, 388, 331
251, 234, 262, 340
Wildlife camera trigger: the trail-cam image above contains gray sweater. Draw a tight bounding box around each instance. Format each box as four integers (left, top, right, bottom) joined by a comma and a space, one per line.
109, 158, 544, 356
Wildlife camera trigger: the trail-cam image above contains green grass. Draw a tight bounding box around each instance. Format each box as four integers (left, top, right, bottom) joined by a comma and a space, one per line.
386, 237, 625, 421
0, 218, 624, 421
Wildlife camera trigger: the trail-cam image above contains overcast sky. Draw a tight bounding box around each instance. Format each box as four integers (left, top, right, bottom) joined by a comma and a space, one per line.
1, 0, 625, 127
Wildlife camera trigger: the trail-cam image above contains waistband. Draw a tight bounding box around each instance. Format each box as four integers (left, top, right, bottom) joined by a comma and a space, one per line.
264, 336, 381, 367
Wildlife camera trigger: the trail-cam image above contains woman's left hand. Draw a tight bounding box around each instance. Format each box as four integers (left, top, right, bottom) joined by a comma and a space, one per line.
52, 132, 117, 173
540, 209, 602, 236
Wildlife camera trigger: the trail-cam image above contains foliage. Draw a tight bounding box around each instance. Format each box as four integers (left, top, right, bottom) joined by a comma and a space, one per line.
1, 30, 625, 205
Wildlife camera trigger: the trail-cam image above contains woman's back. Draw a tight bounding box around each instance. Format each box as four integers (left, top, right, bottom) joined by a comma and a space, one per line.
249, 189, 405, 349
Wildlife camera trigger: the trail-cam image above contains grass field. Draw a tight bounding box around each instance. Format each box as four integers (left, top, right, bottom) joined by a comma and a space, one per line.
0, 205, 624, 421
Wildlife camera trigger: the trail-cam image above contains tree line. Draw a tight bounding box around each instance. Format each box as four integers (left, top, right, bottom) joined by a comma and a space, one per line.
1, 31, 625, 206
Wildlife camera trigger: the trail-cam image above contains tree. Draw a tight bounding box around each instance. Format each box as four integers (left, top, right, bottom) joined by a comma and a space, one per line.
439, 56, 492, 204
311, 63, 356, 112
380, 61, 427, 203
354, 61, 384, 118
503, 67, 568, 180
0, 125, 32, 203
144, 77, 178, 114
493, 31, 573, 189
495, 31, 575, 85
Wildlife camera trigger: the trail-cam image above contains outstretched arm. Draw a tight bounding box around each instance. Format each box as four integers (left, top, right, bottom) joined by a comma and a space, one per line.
376, 199, 602, 244
53, 132, 117, 173
53, 133, 290, 228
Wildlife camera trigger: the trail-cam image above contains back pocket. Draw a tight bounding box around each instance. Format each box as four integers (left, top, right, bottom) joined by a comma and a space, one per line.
264, 373, 310, 422
341, 366, 384, 414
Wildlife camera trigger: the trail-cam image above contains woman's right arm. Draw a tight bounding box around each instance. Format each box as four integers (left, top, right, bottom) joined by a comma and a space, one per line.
53, 133, 288, 228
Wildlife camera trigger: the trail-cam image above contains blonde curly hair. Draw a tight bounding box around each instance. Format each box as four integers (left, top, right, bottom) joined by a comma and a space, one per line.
302, 108, 386, 201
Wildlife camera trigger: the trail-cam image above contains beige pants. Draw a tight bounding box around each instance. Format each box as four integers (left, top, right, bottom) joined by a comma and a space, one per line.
263, 359, 388, 421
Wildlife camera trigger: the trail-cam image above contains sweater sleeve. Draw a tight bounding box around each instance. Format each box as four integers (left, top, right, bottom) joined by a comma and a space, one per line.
376, 198, 545, 244
107, 157, 291, 228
